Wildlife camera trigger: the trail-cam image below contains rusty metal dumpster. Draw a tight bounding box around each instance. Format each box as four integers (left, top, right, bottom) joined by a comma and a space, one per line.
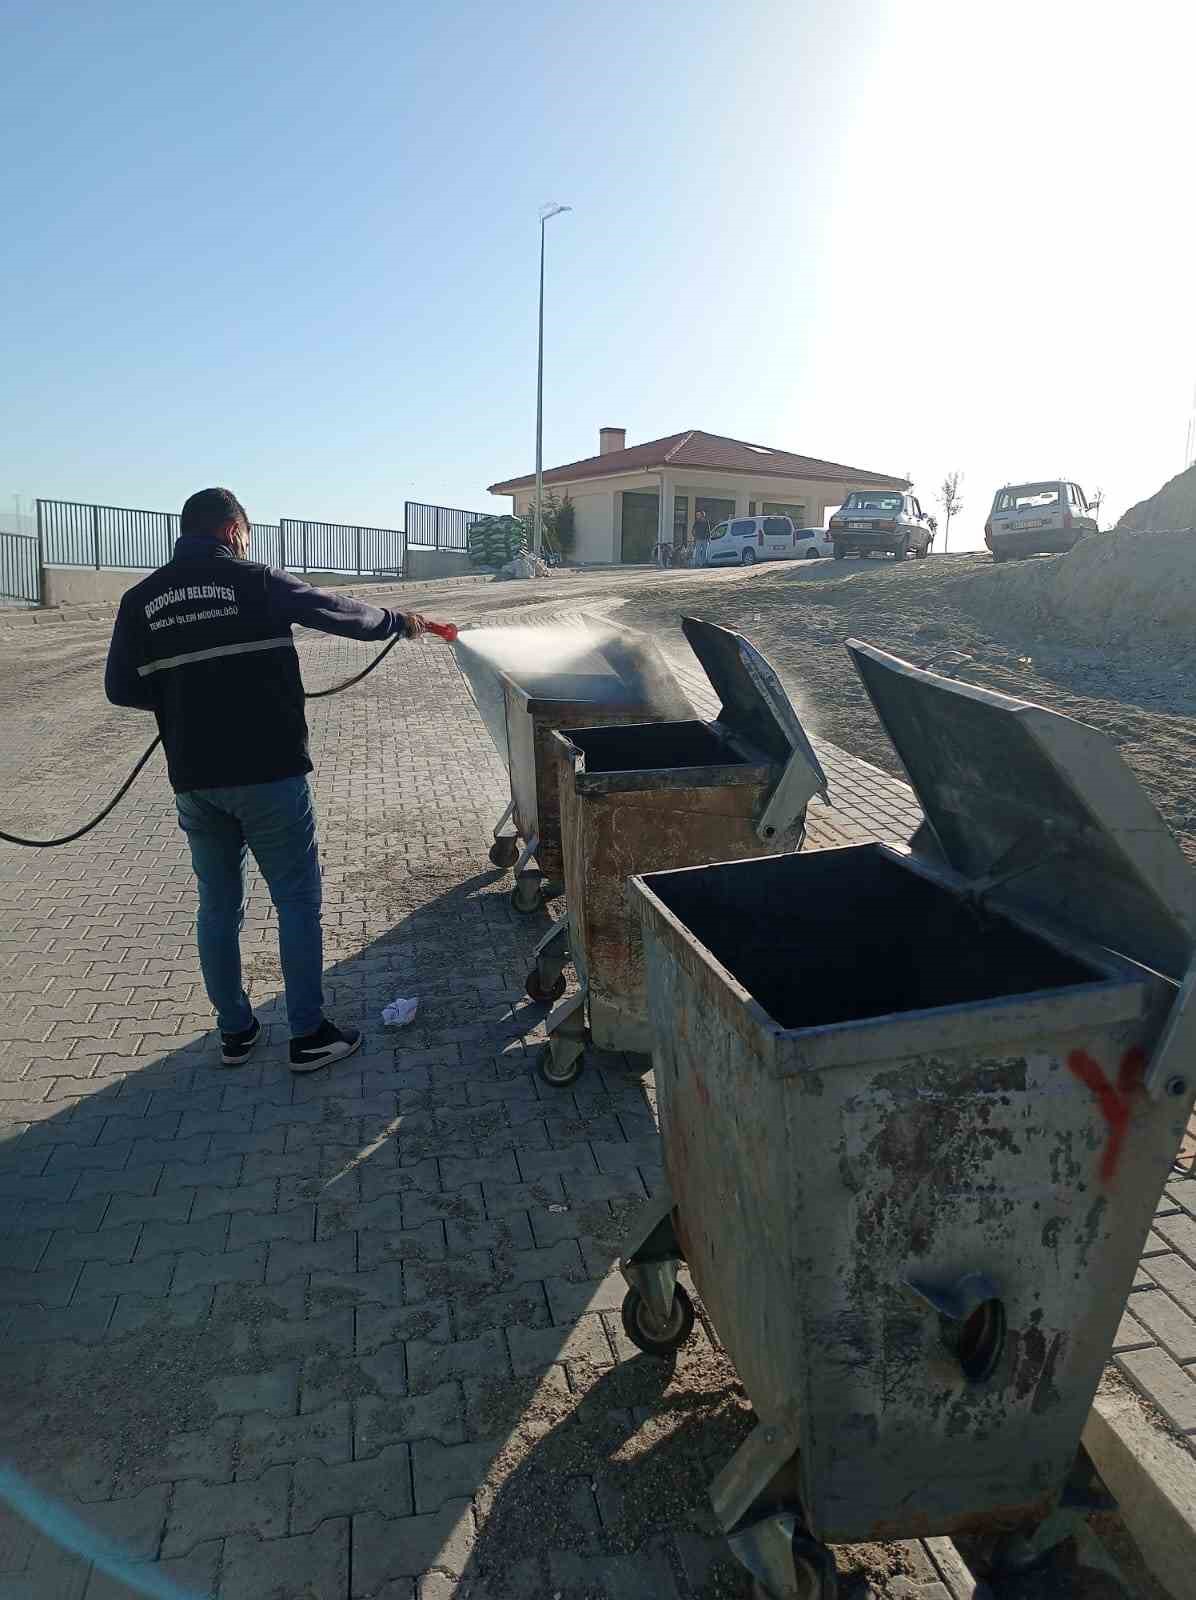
454, 615, 693, 913
619, 639, 1196, 1599
535, 617, 828, 1085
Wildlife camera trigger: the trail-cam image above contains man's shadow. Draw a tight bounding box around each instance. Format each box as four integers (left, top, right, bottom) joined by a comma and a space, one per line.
0, 858, 670, 1592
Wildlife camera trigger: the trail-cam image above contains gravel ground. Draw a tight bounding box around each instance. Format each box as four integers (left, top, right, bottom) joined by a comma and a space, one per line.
593, 553, 1196, 865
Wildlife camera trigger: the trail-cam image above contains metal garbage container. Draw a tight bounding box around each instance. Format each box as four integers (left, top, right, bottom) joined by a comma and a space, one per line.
455, 614, 693, 914
619, 639, 1196, 1599
534, 617, 828, 1086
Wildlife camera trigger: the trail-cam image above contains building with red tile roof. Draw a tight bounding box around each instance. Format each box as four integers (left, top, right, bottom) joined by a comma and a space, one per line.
489, 427, 907, 562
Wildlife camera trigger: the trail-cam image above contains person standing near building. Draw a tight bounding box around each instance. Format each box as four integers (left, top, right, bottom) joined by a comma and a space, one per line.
690, 507, 710, 567
105, 487, 428, 1073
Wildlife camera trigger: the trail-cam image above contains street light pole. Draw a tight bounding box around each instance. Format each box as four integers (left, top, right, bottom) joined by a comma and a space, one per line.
534, 202, 571, 564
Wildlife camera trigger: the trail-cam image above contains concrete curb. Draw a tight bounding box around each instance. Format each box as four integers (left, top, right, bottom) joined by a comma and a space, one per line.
335, 571, 497, 606
1083, 1382, 1196, 1598
0, 602, 117, 627
0, 570, 500, 632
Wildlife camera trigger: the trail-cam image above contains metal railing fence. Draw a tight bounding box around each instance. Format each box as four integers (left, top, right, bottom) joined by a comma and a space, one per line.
38, 499, 181, 569
36, 500, 405, 578
244, 524, 282, 566
0, 530, 40, 605
26, 493, 497, 598
278, 520, 405, 575
404, 500, 487, 551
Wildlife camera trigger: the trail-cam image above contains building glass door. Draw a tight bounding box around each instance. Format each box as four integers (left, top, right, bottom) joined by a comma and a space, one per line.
620, 492, 659, 563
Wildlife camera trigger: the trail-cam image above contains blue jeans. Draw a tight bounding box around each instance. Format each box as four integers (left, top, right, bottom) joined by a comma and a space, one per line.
176, 775, 324, 1038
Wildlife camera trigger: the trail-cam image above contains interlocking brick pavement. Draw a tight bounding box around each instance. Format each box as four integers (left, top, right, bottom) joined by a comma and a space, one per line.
0, 592, 1163, 1598
1, 626, 736, 1600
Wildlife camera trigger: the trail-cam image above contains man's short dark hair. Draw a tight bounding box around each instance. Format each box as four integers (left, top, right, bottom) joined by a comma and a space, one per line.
180, 487, 249, 540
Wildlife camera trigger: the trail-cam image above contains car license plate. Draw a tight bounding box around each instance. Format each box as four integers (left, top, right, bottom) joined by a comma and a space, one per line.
1017, 519, 1045, 530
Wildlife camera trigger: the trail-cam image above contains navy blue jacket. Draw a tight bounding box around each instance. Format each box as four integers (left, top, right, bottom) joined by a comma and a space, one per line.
105, 535, 409, 792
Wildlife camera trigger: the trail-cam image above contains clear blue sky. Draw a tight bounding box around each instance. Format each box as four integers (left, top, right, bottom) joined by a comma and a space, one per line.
3, 1, 1194, 547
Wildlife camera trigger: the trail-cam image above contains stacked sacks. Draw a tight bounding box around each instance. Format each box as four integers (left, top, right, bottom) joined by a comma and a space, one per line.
467, 515, 529, 568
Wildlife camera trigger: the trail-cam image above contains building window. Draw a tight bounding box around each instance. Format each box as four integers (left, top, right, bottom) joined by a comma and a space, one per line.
696, 496, 735, 530
761, 501, 807, 524
672, 495, 688, 543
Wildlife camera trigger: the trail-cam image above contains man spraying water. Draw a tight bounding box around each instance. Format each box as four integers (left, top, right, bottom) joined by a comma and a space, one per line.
104, 486, 432, 1073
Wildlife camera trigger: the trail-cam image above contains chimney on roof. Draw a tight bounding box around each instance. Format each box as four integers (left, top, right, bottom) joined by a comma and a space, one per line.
599, 427, 626, 456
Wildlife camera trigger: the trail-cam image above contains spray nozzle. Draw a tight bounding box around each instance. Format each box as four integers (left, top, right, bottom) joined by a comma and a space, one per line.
425, 620, 459, 643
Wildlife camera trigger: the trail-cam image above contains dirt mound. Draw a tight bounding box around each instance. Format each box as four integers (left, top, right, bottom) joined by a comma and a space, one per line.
1118, 461, 1196, 532
953, 529, 1196, 646
605, 553, 1196, 864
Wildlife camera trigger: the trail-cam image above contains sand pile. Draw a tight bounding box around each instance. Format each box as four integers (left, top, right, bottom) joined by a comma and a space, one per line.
955, 528, 1196, 646
1118, 461, 1196, 533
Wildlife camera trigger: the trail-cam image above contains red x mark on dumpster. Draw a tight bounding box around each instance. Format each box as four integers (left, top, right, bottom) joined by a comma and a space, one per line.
1066, 1045, 1147, 1184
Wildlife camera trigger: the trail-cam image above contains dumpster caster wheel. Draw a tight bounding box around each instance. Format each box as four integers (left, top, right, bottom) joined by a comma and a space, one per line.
790, 1536, 837, 1600
510, 877, 543, 915
745, 1537, 837, 1600
621, 1283, 695, 1356
982, 1525, 1069, 1580
526, 968, 567, 1004
489, 837, 519, 870
536, 1042, 584, 1088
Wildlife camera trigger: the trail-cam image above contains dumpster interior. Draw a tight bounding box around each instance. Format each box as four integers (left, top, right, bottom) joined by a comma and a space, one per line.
518, 671, 647, 705
644, 845, 1107, 1030
454, 618, 677, 765
566, 720, 755, 774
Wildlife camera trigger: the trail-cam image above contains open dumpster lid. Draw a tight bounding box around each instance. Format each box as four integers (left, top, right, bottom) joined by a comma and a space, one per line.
682, 617, 829, 802
585, 613, 696, 720
848, 639, 1196, 979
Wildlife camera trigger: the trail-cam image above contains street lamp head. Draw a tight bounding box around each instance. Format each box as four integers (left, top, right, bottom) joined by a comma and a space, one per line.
539, 202, 572, 221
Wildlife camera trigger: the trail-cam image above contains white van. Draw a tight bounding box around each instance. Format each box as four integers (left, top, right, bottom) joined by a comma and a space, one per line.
703, 515, 832, 567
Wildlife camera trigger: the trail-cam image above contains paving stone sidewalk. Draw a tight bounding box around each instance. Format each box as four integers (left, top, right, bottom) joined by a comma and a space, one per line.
0, 614, 1186, 1599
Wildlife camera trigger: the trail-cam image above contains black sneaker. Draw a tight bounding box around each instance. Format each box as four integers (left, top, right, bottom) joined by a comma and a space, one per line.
289, 1019, 362, 1074
220, 1017, 262, 1068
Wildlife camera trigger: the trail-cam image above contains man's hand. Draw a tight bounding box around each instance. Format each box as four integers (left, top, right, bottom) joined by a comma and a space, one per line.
403, 611, 429, 639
